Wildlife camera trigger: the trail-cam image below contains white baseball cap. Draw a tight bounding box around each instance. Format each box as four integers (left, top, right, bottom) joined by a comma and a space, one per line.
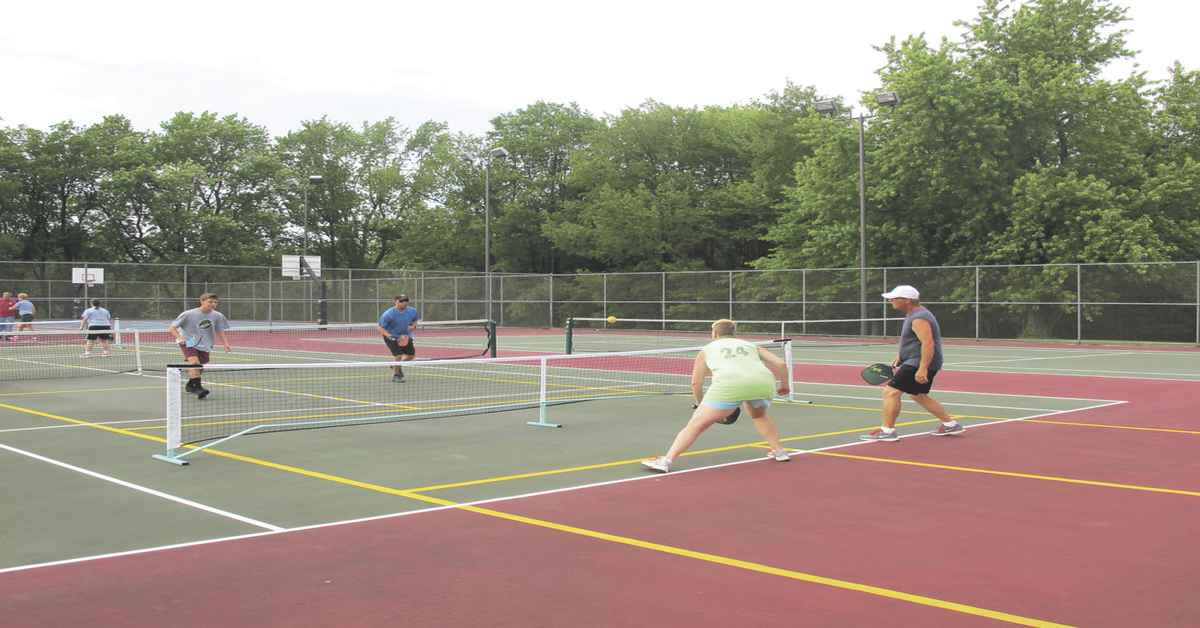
881, 285, 920, 299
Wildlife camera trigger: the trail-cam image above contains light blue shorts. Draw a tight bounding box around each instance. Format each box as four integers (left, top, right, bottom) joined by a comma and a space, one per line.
701, 399, 771, 410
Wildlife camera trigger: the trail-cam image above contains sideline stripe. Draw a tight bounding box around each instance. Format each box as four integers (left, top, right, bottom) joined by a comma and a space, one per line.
814, 451, 1200, 497
0, 442, 282, 531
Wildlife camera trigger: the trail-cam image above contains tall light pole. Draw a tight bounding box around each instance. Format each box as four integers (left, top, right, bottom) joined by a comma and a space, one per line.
302, 174, 323, 256
484, 146, 508, 322
815, 92, 899, 332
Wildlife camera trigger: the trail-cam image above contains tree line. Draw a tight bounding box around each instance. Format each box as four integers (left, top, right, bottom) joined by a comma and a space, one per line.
1, 0, 1197, 276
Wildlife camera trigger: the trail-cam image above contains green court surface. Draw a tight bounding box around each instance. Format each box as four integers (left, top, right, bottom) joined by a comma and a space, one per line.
1, 330, 1153, 570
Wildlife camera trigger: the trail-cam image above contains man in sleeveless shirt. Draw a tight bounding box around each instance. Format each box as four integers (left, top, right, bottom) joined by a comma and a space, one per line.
861, 285, 962, 441
643, 319, 792, 473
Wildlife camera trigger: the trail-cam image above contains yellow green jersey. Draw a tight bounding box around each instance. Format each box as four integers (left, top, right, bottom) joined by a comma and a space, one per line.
701, 337, 777, 402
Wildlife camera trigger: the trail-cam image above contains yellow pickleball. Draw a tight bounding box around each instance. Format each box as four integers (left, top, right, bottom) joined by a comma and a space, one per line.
607, 315, 617, 324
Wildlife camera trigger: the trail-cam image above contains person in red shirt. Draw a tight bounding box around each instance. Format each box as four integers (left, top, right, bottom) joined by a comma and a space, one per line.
0, 291, 16, 340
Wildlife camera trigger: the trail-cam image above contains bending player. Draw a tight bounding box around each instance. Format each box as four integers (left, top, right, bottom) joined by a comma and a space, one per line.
643, 319, 792, 473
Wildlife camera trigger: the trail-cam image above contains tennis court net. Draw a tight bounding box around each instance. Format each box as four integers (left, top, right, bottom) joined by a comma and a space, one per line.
1, 319, 496, 382
0, 328, 141, 381
565, 317, 903, 353
153, 338, 794, 465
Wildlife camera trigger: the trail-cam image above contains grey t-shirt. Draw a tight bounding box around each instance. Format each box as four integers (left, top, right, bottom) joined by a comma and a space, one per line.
898, 308, 943, 370
171, 307, 230, 352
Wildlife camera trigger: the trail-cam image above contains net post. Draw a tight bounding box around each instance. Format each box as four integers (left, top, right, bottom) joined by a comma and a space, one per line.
527, 356, 561, 428
564, 318, 575, 354
152, 366, 189, 466
486, 319, 498, 358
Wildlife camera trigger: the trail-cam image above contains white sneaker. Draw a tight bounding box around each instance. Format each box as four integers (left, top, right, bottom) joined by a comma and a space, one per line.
100, 351, 112, 357
82, 352, 93, 358
767, 449, 791, 462
641, 456, 671, 473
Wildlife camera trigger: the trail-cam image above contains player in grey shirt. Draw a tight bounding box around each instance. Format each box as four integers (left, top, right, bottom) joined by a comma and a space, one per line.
168, 293, 231, 399
861, 285, 961, 441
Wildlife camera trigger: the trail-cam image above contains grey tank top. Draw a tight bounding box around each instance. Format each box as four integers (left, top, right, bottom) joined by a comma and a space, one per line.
898, 308, 943, 370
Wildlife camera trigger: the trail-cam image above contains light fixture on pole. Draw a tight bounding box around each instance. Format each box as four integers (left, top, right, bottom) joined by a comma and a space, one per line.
484, 146, 508, 322
303, 174, 323, 256
814, 92, 899, 332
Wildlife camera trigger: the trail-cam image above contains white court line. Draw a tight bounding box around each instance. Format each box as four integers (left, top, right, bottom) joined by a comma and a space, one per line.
0, 397, 1129, 576
791, 379, 1124, 403
953, 351, 1135, 366
792, 393, 1066, 413
0, 417, 164, 434
0, 442, 282, 532
793, 357, 1200, 382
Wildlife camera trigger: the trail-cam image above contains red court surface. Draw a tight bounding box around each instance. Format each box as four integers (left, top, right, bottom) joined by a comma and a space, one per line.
5, 413, 1196, 627
491, 431, 1200, 628
1, 505, 1000, 628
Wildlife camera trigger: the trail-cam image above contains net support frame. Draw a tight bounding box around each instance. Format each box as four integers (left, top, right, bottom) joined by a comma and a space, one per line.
527, 356, 561, 428
153, 366, 188, 465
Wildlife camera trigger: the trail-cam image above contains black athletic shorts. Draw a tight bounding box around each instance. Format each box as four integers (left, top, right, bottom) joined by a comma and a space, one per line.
19, 314, 33, 323
86, 325, 113, 341
888, 364, 938, 395
383, 336, 416, 357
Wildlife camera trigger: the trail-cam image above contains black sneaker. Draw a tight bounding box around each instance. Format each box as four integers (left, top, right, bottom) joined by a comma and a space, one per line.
392, 373, 405, 383
196, 387, 210, 399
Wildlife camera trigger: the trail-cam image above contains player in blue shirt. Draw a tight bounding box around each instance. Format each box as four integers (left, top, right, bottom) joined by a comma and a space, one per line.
377, 294, 420, 382
80, 298, 115, 357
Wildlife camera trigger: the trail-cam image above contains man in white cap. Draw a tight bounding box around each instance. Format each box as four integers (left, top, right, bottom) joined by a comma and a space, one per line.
860, 285, 961, 441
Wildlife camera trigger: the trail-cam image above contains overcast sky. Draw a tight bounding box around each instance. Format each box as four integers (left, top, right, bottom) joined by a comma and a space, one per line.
2, 0, 1196, 136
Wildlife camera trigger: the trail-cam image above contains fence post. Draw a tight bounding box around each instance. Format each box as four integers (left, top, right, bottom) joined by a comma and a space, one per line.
1195, 261, 1199, 346
728, 271, 734, 319
603, 273, 608, 318
266, 268, 272, 326
1076, 264, 1082, 344
975, 266, 981, 341
548, 274, 554, 328
661, 273, 666, 328
801, 269, 807, 334
882, 267, 888, 337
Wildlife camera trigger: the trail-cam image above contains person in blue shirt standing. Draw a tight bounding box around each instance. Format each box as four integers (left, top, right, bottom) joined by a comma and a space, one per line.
80, 298, 115, 357
14, 292, 35, 332
378, 294, 420, 382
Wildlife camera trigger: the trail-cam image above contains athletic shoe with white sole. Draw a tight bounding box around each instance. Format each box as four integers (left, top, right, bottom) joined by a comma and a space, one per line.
641, 456, 671, 473
767, 449, 791, 462
932, 422, 964, 436
859, 428, 899, 442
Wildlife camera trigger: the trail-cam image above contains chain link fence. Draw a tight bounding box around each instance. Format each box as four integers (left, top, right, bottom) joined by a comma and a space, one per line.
3, 261, 1198, 343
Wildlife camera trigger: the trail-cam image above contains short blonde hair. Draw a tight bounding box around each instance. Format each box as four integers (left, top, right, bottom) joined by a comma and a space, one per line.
711, 319, 736, 337
17, 292, 28, 299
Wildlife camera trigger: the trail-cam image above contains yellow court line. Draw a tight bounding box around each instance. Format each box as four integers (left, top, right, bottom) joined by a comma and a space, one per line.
402, 418, 955, 493
0, 385, 161, 398
187, 446, 1074, 627
0, 402, 168, 446
1025, 419, 1200, 435
0, 400, 1071, 625
814, 451, 1200, 497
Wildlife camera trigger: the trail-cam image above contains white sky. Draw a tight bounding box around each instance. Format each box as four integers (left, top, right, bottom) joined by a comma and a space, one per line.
2, 0, 1195, 136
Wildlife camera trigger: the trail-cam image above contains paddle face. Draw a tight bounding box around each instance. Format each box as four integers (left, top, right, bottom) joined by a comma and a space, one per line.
861, 363, 894, 385
716, 405, 741, 425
